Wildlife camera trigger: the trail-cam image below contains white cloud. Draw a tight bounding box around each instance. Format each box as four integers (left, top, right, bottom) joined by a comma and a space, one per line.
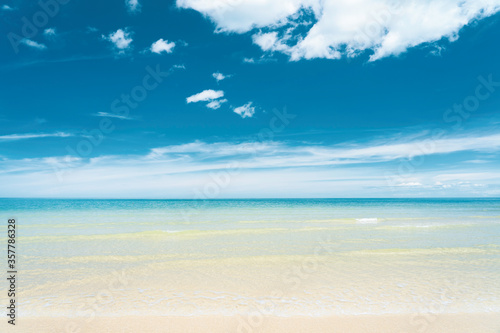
43, 28, 56, 37
177, 0, 500, 61
93, 112, 133, 120
398, 182, 423, 187
186, 89, 224, 103
20, 39, 47, 50
1, 4, 15, 11
146, 131, 500, 168
242, 57, 277, 64
187, 88, 229, 110
150, 39, 175, 54
0, 132, 71, 141
253, 32, 284, 52
465, 159, 490, 164
206, 99, 228, 109
177, 0, 319, 33
102, 29, 133, 53
212, 72, 230, 82
126, 0, 141, 13
173, 64, 186, 70
233, 102, 255, 118
4, 130, 500, 198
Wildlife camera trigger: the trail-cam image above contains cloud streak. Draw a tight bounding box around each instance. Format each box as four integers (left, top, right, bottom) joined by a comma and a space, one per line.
93, 112, 133, 120
20, 39, 47, 50
0, 132, 72, 142
2, 129, 500, 197
145, 132, 500, 168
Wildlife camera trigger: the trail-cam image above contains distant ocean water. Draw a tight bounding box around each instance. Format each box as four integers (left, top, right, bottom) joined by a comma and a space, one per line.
2, 198, 500, 252
1, 198, 500, 317
2, 197, 500, 234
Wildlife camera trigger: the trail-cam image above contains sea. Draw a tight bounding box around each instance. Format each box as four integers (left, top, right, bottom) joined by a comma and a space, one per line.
1, 198, 499, 318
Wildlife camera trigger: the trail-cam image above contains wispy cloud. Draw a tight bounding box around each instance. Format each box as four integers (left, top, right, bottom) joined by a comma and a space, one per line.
20, 39, 47, 50
206, 99, 228, 110
0, 132, 72, 142
1, 4, 15, 11
125, 0, 141, 13
0, 54, 114, 72
93, 112, 133, 120
146, 131, 500, 168
2, 130, 500, 197
242, 57, 278, 64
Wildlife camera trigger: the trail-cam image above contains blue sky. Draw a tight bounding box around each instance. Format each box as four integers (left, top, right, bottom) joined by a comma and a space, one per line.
1, 0, 500, 198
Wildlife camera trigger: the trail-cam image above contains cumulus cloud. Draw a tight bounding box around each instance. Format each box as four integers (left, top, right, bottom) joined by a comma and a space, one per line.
233, 102, 255, 118
126, 0, 141, 13
1, 4, 15, 11
102, 29, 133, 53
186, 89, 224, 103
150, 39, 176, 54
20, 39, 47, 50
177, 0, 500, 61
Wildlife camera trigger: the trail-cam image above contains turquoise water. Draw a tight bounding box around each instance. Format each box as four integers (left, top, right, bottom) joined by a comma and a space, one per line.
2, 198, 500, 229
1, 198, 500, 317
1, 197, 499, 258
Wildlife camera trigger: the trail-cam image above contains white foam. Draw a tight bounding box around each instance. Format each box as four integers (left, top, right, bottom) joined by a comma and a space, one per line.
356, 218, 379, 224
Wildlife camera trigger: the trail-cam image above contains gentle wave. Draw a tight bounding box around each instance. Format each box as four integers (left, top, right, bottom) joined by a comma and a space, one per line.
355, 218, 379, 224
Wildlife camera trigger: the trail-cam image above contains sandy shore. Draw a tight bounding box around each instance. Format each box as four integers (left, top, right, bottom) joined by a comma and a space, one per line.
0, 313, 500, 333
6, 200, 500, 332
9, 251, 500, 333
4, 313, 499, 333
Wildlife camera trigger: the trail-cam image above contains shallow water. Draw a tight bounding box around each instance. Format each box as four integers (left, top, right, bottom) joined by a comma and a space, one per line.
1, 198, 499, 317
